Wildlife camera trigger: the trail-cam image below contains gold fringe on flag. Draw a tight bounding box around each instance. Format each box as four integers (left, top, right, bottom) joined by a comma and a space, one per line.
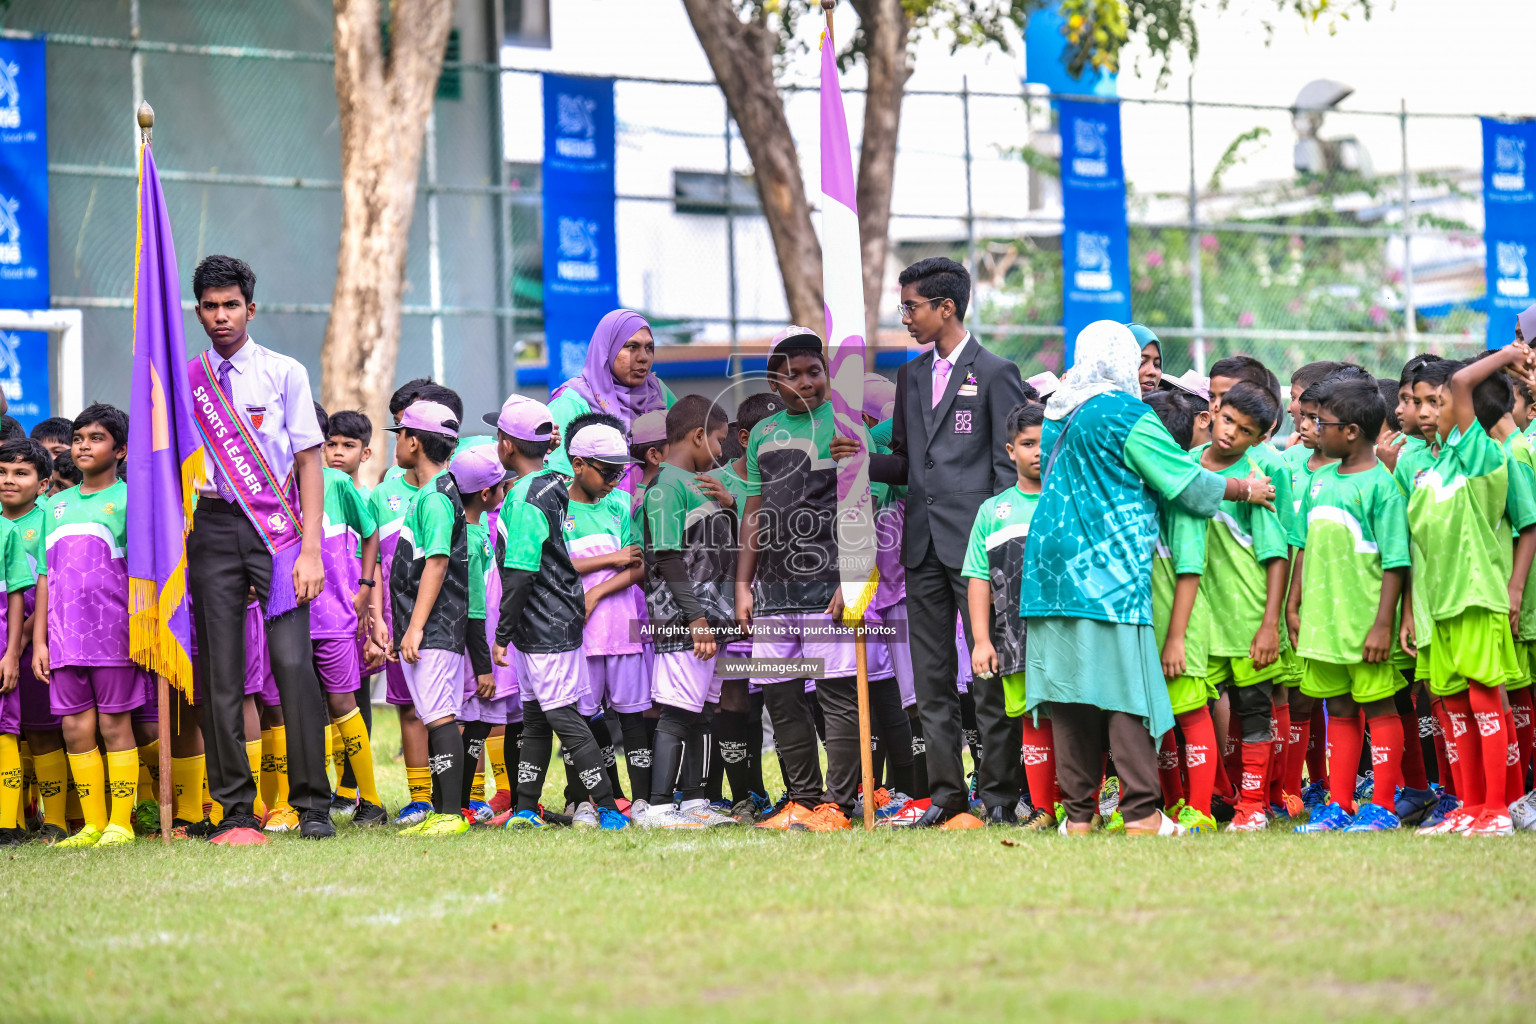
841, 567, 881, 625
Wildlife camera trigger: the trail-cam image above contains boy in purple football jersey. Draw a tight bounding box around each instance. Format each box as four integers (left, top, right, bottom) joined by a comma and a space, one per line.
31, 405, 138, 848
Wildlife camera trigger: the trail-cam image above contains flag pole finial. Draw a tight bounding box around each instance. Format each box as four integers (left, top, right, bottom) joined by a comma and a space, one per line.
822, 0, 835, 45
137, 101, 154, 144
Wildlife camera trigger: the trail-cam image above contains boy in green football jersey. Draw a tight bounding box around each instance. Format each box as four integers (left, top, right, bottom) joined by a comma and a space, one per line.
1195, 381, 1290, 831
965, 401, 1051, 828
1141, 392, 1220, 833
561, 412, 648, 819
705, 393, 782, 817
1288, 379, 1411, 833
1399, 348, 1536, 836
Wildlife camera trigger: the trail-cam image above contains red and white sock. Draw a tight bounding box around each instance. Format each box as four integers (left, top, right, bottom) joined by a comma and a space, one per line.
1237, 741, 1271, 815
1020, 716, 1058, 813
1399, 703, 1429, 791
1305, 703, 1328, 785
1446, 691, 1485, 815
1269, 701, 1291, 804
1467, 683, 1507, 813
1177, 708, 1218, 815
1326, 711, 1364, 813
1156, 732, 1184, 809
1367, 711, 1404, 812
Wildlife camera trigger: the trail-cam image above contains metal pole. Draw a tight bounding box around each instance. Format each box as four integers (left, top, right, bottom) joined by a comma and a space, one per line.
489, 27, 512, 400
426, 108, 445, 383
962, 75, 977, 292
1400, 98, 1416, 344
725, 107, 739, 376
1187, 76, 1206, 374
130, 0, 143, 153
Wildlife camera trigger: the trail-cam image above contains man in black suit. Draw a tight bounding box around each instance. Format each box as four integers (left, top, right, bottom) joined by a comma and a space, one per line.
868, 258, 1029, 827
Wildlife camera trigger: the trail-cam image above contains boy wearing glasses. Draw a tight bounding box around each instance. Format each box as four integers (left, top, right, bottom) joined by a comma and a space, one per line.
562, 413, 650, 822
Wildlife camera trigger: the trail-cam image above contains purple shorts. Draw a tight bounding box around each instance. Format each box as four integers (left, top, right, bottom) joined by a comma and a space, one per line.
513, 647, 586, 712
652, 650, 721, 714
385, 661, 412, 707
584, 653, 650, 714
0, 686, 18, 735
461, 656, 521, 724
49, 664, 143, 716
314, 637, 361, 695
749, 614, 859, 684
133, 671, 159, 724
18, 658, 59, 731
399, 648, 465, 723
884, 604, 916, 708
242, 608, 281, 706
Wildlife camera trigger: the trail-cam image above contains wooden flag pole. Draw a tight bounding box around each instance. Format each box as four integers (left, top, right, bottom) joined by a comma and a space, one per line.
822, 0, 877, 832
138, 99, 175, 846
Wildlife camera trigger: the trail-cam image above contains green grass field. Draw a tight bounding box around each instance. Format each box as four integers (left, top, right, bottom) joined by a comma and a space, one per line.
6, 711, 1536, 1023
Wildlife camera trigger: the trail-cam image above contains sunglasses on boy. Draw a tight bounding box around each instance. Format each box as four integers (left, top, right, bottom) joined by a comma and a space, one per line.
586, 460, 627, 484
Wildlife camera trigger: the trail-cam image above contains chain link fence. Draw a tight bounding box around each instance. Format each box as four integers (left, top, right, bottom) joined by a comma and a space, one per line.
6, 0, 1503, 416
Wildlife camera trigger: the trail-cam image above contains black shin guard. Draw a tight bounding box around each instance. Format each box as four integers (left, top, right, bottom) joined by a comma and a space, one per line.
544, 704, 617, 811
682, 712, 710, 804
908, 710, 930, 800
713, 709, 754, 802
650, 708, 690, 805
870, 678, 914, 796
748, 691, 767, 796
592, 714, 625, 802
618, 711, 653, 804
459, 721, 494, 809
426, 719, 465, 815
705, 707, 725, 803
516, 702, 553, 813
960, 689, 982, 767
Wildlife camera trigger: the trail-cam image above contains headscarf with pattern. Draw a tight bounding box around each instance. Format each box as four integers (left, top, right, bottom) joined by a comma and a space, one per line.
1044, 320, 1142, 421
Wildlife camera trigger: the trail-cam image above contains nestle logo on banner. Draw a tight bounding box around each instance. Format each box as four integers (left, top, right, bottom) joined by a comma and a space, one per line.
1497, 241, 1529, 299
1071, 119, 1109, 178
0, 61, 20, 130
1494, 135, 1526, 192
556, 216, 600, 282
1073, 231, 1114, 291
554, 92, 597, 160
0, 194, 21, 266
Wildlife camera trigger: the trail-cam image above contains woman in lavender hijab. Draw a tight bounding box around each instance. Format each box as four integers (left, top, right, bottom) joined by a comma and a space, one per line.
545, 309, 675, 484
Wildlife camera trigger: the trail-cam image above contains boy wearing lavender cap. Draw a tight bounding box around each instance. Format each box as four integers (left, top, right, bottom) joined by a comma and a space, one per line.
384, 399, 471, 837
485, 395, 627, 830
448, 443, 516, 820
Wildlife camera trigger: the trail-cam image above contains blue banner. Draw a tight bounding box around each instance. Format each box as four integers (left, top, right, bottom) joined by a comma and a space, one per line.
542, 73, 617, 391
0, 327, 48, 430
0, 37, 48, 311
1483, 118, 1536, 348
1060, 98, 1130, 365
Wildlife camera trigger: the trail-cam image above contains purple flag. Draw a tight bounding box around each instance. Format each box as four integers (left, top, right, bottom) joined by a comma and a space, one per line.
820, 33, 878, 618
127, 143, 205, 697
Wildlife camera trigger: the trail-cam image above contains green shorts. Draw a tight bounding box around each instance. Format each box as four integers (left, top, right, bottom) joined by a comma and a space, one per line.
1415, 642, 1431, 683
1206, 653, 1286, 687
1509, 640, 1535, 693
1427, 608, 1522, 697
1300, 659, 1403, 704
1278, 644, 1304, 686
1166, 674, 1212, 716
1002, 671, 1028, 718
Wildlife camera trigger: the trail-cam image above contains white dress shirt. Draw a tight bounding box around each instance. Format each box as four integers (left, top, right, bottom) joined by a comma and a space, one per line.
195, 336, 324, 498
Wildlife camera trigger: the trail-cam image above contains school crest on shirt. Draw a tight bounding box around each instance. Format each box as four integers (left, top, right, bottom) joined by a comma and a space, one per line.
995, 501, 1012, 520
102, 503, 116, 515
51, 503, 64, 519
562, 514, 575, 534
1311, 481, 1324, 498
246, 405, 266, 429
387, 495, 403, 512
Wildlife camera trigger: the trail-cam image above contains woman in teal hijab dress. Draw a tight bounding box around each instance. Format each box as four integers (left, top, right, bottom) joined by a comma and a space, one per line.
1020, 321, 1276, 836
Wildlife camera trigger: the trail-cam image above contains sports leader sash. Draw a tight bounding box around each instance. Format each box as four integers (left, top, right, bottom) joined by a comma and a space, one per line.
187, 350, 305, 618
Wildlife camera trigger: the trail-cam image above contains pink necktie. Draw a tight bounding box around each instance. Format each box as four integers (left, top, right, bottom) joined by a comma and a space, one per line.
932, 359, 950, 408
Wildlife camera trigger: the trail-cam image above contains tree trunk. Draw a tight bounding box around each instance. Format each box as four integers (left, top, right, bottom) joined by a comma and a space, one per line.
849, 0, 910, 354
681, 0, 825, 333
323, 0, 454, 485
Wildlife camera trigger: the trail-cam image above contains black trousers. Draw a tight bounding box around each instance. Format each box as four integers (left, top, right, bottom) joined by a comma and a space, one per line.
188, 499, 330, 818
761, 681, 824, 808
906, 541, 1019, 813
